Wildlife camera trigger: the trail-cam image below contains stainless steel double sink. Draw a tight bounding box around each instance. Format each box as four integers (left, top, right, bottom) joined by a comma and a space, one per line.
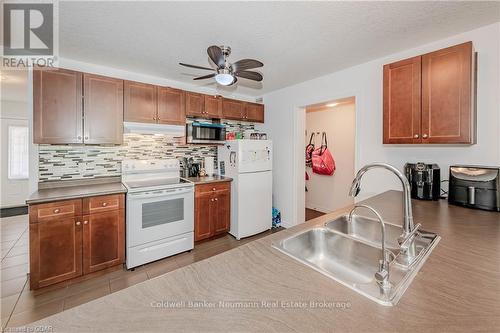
273, 215, 440, 306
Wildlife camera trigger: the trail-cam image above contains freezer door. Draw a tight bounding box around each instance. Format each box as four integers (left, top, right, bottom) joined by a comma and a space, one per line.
237, 140, 272, 173
218, 140, 272, 175
232, 171, 272, 239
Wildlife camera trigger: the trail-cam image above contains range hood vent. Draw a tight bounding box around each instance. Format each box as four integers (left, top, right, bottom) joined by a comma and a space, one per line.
123, 122, 185, 137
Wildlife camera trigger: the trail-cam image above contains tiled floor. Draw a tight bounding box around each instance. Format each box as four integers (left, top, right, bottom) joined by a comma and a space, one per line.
305, 208, 326, 221
0, 214, 284, 328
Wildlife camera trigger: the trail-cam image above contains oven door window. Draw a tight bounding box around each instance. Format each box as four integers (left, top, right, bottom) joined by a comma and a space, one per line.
142, 198, 184, 228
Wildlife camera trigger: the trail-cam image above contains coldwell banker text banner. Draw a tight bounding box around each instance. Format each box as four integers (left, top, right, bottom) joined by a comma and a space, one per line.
2, 1, 59, 69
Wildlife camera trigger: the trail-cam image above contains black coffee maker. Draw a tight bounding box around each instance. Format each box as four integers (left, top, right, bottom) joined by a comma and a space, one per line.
404, 163, 441, 200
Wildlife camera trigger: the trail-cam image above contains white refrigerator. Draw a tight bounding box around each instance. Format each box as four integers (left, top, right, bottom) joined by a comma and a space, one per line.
218, 140, 273, 240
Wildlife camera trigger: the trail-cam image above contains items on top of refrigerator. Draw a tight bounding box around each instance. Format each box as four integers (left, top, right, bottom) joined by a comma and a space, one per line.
226, 131, 268, 140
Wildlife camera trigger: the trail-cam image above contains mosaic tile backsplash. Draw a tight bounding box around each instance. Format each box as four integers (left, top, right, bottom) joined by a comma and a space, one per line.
38, 120, 256, 182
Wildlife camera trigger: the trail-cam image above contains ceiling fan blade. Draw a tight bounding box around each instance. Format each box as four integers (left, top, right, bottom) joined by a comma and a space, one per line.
207, 46, 225, 68
193, 73, 216, 80
179, 63, 213, 71
234, 71, 263, 82
231, 59, 263, 72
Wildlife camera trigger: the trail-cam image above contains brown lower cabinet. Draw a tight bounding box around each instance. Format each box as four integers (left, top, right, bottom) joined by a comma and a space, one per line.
29, 194, 125, 289
194, 182, 231, 241
82, 210, 125, 274
29, 216, 83, 288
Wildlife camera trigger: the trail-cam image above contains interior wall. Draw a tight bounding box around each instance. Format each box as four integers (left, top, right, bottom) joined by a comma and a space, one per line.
260, 22, 500, 227
305, 102, 355, 212
1, 98, 29, 208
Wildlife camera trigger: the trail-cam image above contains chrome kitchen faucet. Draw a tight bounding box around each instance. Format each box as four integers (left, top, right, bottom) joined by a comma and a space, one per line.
349, 163, 419, 266
348, 204, 392, 289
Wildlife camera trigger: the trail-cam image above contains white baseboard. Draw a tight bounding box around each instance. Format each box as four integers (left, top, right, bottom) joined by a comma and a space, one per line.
279, 220, 294, 229
305, 204, 331, 213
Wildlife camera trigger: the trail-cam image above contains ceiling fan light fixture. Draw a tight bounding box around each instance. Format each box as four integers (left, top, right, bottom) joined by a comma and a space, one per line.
215, 69, 234, 86
180, 45, 263, 86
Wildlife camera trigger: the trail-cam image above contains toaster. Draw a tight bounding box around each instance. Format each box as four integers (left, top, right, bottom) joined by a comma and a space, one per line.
448, 165, 500, 211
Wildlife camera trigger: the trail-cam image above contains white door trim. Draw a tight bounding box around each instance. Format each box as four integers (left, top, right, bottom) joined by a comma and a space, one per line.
290, 91, 360, 227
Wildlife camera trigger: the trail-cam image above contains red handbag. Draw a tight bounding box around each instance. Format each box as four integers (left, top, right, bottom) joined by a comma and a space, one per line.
312, 132, 335, 176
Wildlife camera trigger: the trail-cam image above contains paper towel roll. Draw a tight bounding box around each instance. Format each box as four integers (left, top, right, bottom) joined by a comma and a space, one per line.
204, 157, 215, 176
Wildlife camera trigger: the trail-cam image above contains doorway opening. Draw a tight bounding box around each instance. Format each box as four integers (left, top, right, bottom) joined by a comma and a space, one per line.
303, 97, 356, 221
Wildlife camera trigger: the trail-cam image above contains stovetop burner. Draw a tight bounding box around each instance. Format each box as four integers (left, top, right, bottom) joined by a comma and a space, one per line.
121, 159, 193, 193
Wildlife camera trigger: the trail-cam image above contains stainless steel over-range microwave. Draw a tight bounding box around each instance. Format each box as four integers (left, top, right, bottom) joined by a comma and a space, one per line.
186, 122, 226, 144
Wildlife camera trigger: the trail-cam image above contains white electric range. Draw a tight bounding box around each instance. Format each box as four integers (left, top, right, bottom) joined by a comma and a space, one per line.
122, 159, 194, 269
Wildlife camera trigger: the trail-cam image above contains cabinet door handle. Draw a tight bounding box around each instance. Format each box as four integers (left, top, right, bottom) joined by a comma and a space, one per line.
76, 221, 81, 226
84, 136, 89, 140
422, 134, 428, 139
413, 134, 419, 139
77, 136, 82, 140
211, 198, 214, 202
83, 220, 88, 225
214, 198, 218, 201
102, 202, 108, 207
212, 187, 216, 191
53, 209, 60, 214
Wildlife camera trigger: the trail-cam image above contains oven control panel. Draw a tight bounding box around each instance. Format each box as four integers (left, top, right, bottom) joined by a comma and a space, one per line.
122, 159, 180, 174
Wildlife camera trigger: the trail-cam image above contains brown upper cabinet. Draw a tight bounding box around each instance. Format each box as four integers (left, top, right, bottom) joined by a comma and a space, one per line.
421, 42, 475, 144
185, 92, 222, 118
222, 98, 264, 123
157, 87, 186, 125
205, 95, 223, 118
245, 102, 265, 123
383, 56, 422, 144
383, 42, 475, 144
83, 74, 124, 144
34, 68, 123, 144
222, 98, 246, 120
34, 68, 83, 144
185, 91, 205, 117
34, 69, 264, 144
187, 93, 264, 123
124, 81, 157, 123
124, 81, 186, 126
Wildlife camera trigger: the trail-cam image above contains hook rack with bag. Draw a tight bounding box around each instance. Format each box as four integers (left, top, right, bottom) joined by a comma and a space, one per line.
311, 132, 336, 176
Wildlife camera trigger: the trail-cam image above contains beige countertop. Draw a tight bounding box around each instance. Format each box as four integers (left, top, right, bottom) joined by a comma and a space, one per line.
26, 178, 127, 204
187, 175, 233, 184
25, 191, 500, 332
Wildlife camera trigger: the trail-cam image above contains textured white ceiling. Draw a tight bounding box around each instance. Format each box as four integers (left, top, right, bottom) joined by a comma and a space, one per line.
59, 1, 500, 97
